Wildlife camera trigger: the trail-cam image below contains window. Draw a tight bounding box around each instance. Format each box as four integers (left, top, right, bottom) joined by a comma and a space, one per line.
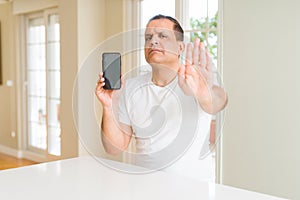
25, 10, 61, 157
185, 0, 219, 64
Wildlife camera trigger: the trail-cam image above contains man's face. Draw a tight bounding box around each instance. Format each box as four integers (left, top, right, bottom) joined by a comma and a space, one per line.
144, 19, 184, 68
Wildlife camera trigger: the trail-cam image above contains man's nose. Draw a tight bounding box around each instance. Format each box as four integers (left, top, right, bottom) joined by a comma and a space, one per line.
150, 36, 159, 46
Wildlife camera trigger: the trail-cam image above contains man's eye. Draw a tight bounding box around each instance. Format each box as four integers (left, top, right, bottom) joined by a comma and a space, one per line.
145, 35, 152, 41
159, 33, 168, 38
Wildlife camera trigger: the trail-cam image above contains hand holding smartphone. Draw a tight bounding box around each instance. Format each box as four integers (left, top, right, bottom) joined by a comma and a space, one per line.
102, 52, 121, 90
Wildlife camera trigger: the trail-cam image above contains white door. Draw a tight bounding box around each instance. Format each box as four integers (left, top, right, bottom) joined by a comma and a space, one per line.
25, 10, 61, 160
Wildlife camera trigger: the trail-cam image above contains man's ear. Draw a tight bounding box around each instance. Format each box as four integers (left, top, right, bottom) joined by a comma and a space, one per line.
178, 41, 185, 55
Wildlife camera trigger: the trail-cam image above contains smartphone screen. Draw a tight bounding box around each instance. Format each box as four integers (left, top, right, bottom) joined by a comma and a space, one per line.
102, 52, 121, 90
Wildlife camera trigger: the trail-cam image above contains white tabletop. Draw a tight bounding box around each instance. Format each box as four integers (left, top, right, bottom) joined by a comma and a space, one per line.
0, 157, 285, 200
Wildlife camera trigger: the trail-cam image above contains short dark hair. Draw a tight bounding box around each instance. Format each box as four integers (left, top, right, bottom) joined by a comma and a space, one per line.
148, 14, 184, 41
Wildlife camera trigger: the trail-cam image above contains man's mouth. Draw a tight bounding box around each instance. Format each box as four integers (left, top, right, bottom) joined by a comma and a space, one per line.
149, 48, 163, 55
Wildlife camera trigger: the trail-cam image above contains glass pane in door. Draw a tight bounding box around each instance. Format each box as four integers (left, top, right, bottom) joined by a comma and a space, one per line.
47, 14, 61, 156
27, 17, 47, 150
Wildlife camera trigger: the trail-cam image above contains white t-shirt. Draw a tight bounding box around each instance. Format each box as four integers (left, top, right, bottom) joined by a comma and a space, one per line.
119, 72, 214, 180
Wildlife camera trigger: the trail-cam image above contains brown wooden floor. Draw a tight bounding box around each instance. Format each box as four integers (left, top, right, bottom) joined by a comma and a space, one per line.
0, 153, 37, 170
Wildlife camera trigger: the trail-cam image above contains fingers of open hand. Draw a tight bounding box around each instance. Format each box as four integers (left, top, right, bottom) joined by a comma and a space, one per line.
178, 64, 194, 96
206, 51, 213, 72
178, 64, 186, 77
178, 68, 185, 86
193, 38, 200, 66
187, 39, 208, 69
199, 42, 207, 68
186, 43, 193, 66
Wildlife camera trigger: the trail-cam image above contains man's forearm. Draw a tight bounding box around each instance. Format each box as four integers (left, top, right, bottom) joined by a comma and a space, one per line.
101, 107, 130, 155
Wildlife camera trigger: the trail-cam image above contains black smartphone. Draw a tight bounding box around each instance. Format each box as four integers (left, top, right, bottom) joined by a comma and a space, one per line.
102, 52, 121, 90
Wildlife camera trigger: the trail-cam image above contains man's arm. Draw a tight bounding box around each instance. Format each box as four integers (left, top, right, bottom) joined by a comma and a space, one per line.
101, 106, 133, 155
95, 73, 133, 155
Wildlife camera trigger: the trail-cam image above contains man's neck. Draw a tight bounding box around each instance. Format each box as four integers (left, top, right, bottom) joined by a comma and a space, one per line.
151, 64, 179, 87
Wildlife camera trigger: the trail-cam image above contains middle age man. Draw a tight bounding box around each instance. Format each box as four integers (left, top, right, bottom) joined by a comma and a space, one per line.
95, 14, 227, 179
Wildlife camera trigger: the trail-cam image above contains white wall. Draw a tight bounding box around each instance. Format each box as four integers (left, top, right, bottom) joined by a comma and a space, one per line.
222, 0, 300, 199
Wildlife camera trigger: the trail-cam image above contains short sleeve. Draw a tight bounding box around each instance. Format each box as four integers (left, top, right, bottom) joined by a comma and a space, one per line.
118, 85, 131, 126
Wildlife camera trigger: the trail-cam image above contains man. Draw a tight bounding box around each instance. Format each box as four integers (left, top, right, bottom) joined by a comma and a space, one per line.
95, 15, 227, 178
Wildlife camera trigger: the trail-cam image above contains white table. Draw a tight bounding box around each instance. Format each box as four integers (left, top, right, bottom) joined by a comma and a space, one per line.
0, 157, 285, 200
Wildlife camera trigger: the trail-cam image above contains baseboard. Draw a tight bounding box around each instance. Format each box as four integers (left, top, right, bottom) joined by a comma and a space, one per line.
0, 144, 47, 162
21, 151, 46, 163
0, 144, 23, 158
